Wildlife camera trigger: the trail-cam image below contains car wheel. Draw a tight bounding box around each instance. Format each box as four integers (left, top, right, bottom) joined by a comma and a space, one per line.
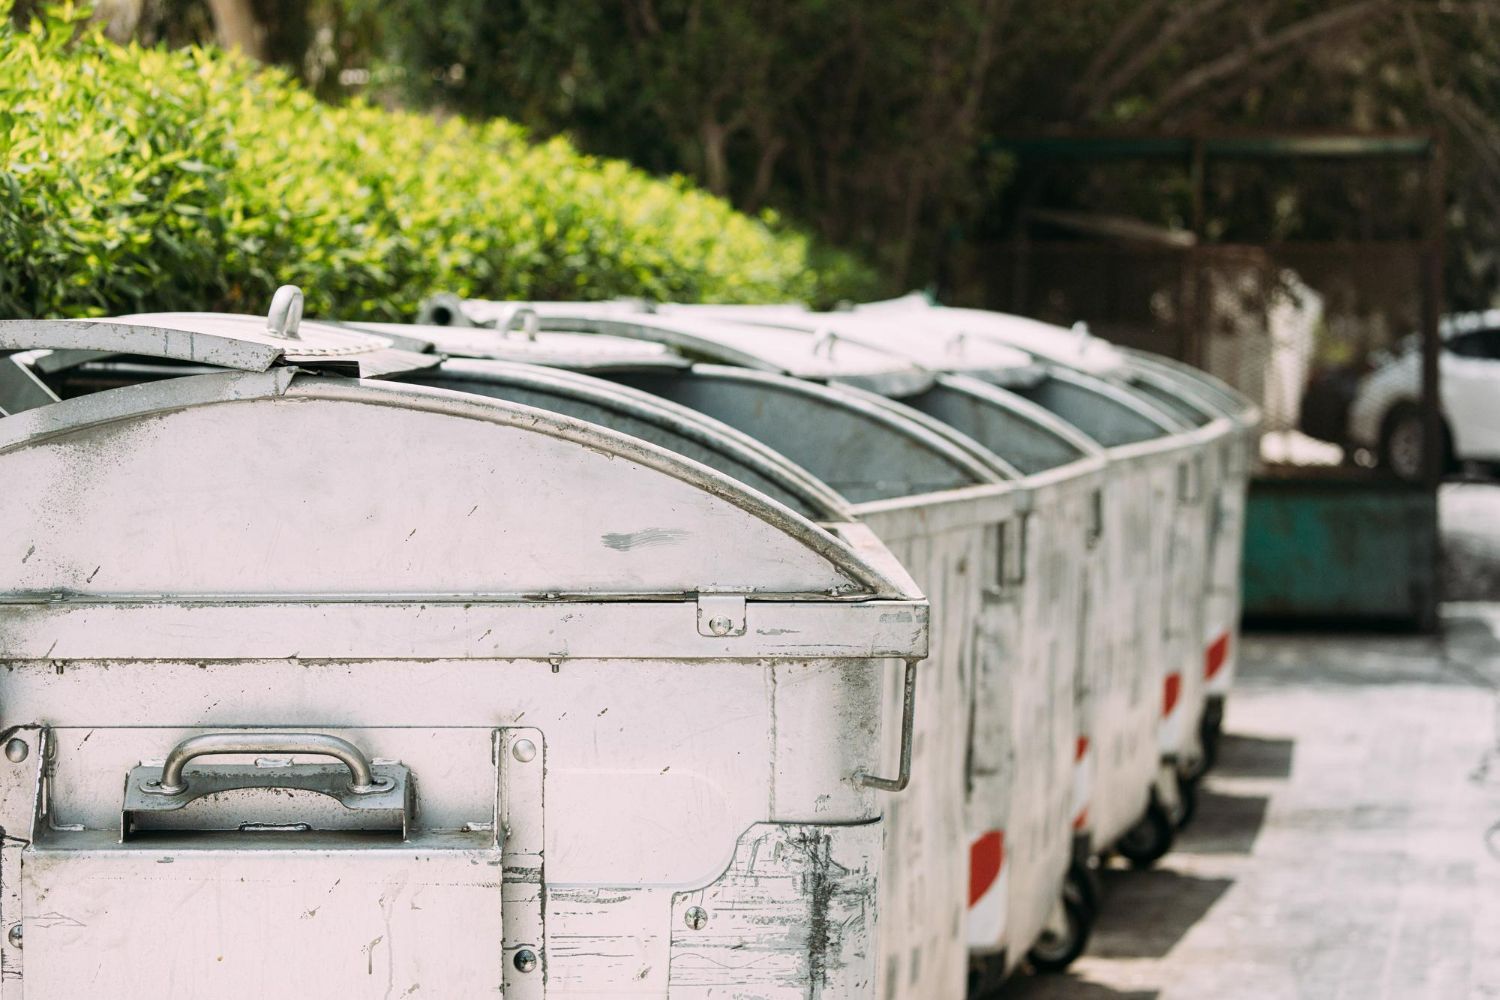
1380, 404, 1449, 483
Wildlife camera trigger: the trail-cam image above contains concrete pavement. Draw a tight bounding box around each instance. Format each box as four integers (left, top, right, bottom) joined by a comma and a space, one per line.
996, 609, 1500, 999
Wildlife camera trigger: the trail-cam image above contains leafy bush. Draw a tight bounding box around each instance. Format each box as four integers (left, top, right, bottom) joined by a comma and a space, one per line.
0, 5, 874, 319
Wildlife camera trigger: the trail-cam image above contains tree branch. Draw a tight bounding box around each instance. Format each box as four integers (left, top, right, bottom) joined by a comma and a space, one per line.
1145, 0, 1398, 122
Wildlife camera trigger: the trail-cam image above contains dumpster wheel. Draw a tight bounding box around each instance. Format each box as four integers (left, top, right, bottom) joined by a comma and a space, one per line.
1026, 879, 1094, 973
1176, 772, 1201, 830
1116, 797, 1175, 869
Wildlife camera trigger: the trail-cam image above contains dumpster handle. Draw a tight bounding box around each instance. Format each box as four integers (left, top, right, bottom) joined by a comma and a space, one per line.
144, 732, 392, 796
856, 658, 919, 793
502, 306, 540, 342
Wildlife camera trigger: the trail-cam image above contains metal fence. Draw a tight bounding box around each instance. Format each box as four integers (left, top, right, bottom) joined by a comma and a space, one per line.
967, 240, 1435, 477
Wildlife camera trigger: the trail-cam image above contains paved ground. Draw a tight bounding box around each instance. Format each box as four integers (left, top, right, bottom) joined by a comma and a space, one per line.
1443, 482, 1500, 601
996, 609, 1500, 999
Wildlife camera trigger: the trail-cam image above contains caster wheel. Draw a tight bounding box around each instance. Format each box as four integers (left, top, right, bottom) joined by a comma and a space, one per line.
1176, 773, 1200, 831
1068, 857, 1102, 916
1200, 701, 1224, 771
1116, 798, 1174, 869
967, 952, 1008, 997
1027, 881, 1094, 973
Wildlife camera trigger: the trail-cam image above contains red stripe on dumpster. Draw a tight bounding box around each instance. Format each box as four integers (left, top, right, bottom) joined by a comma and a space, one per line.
1072, 807, 1089, 831
1076, 736, 1090, 762
1205, 631, 1231, 679
969, 829, 1005, 907
1163, 672, 1182, 718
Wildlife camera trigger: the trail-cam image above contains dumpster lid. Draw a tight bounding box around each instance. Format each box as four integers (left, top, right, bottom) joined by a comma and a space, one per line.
337, 316, 690, 372
683, 310, 1048, 387
1120, 348, 1261, 426
0, 288, 439, 382
0, 371, 920, 604
855, 296, 1129, 377
404, 357, 853, 521
509, 305, 936, 396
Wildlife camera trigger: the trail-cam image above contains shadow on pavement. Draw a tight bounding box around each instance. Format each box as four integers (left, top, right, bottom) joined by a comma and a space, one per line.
1086, 868, 1233, 960
1214, 733, 1294, 779
994, 972, 1158, 999
1178, 789, 1270, 855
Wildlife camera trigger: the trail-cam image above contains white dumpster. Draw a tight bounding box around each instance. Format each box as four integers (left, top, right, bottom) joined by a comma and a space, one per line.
839, 304, 1227, 856
421, 305, 1105, 988
0, 302, 930, 999
1117, 349, 1261, 759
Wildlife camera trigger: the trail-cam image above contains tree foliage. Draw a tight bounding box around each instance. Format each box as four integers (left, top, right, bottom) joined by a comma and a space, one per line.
0, 4, 871, 319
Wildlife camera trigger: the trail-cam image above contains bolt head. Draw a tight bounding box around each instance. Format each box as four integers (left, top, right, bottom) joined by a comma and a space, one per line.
707, 616, 732, 636
513, 948, 538, 973
7, 925, 21, 949
511, 738, 537, 763
684, 906, 709, 931
4, 739, 27, 764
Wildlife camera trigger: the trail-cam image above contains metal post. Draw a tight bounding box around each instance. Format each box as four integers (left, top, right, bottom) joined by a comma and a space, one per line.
1419, 134, 1445, 490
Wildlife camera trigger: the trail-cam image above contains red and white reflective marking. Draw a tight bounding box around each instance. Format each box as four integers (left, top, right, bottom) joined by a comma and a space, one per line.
1205, 628, 1233, 694
1159, 670, 1185, 752
966, 828, 1008, 948
1071, 735, 1092, 832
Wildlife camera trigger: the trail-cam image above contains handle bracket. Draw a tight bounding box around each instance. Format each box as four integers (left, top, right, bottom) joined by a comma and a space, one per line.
854, 658, 919, 793
122, 732, 411, 838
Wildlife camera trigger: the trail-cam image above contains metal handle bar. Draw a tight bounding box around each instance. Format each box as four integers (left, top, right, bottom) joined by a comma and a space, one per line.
150, 732, 389, 796
855, 658, 919, 793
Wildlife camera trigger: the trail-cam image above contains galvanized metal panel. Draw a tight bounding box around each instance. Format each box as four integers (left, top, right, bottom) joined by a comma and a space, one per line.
402, 358, 850, 521
611, 367, 999, 502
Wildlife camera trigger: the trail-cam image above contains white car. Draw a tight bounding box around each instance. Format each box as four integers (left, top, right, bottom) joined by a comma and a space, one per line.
1348, 311, 1500, 481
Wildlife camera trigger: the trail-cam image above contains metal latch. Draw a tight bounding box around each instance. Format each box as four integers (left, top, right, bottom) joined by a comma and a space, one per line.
696, 594, 747, 637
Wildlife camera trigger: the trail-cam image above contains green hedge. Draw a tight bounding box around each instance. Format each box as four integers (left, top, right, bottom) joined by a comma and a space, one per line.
0, 7, 873, 319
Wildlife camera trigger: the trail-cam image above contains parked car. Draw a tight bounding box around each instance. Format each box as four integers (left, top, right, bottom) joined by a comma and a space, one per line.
1347, 312, 1500, 481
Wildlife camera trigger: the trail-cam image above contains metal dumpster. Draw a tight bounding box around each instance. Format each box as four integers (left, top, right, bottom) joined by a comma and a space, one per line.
832, 306, 1227, 839
854, 299, 1256, 770
1116, 349, 1262, 756
0, 300, 930, 999
413, 305, 1100, 985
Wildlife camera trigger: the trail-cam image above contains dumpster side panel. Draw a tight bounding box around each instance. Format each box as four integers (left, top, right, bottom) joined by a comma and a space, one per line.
857, 508, 981, 1000
668, 820, 883, 998
989, 478, 1087, 966
1205, 430, 1255, 698
1088, 455, 1174, 847
0, 651, 888, 999
1159, 447, 1214, 768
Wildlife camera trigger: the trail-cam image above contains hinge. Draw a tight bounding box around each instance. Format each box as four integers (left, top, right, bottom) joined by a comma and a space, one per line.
696, 594, 747, 637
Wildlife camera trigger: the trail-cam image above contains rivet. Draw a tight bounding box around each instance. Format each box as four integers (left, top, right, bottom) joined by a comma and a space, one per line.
684, 906, 709, 931
513, 948, 538, 973
511, 739, 537, 763
707, 616, 733, 636
7, 925, 21, 949
4, 739, 27, 764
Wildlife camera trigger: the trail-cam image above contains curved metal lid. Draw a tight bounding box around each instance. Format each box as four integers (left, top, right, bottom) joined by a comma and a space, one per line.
0, 371, 916, 602
339, 315, 690, 372
404, 358, 852, 521
0, 288, 438, 381
441, 302, 937, 396
611, 365, 1004, 504
855, 297, 1129, 377
1121, 349, 1261, 426
683, 309, 1046, 384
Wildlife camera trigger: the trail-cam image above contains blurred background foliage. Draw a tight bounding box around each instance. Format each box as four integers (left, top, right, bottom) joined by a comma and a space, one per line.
9, 0, 1500, 310
0, 2, 873, 318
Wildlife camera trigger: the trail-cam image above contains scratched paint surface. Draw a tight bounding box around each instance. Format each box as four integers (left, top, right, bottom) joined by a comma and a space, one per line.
668, 821, 882, 998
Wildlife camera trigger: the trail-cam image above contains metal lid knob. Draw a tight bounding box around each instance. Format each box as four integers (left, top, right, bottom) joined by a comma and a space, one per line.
266, 285, 304, 340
